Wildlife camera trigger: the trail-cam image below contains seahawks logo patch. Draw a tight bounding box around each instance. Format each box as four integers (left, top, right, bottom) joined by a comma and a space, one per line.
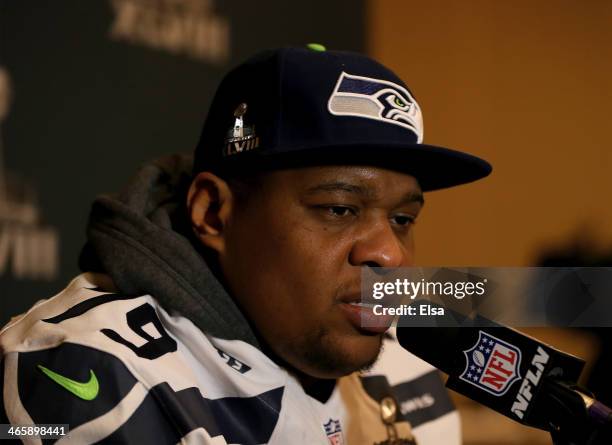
327, 72, 423, 142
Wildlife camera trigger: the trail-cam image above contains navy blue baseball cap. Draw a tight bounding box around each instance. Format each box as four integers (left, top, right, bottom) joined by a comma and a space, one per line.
194, 46, 491, 191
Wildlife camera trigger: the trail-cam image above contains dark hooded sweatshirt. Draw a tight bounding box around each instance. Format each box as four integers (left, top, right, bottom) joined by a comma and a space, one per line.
79, 153, 259, 348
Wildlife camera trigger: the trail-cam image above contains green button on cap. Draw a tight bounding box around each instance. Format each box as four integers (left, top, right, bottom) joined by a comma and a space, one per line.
307, 43, 326, 52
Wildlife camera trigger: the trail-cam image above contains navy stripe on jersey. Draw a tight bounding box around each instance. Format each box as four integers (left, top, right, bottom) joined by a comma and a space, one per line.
17, 343, 138, 430
94, 387, 180, 445
17, 341, 283, 444
393, 370, 455, 428
103, 382, 284, 445
43, 288, 141, 324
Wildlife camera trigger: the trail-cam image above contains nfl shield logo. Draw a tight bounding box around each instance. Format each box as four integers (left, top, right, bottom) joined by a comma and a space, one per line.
323, 418, 343, 445
460, 331, 522, 396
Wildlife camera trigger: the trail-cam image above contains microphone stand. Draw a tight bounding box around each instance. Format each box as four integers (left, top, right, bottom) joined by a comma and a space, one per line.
539, 379, 612, 445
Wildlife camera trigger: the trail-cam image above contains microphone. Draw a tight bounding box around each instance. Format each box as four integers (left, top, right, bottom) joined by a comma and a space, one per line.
396, 306, 612, 443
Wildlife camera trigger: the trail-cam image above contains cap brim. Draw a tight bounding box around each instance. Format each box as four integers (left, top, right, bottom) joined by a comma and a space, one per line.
350, 142, 493, 191
213, 142, 492, 192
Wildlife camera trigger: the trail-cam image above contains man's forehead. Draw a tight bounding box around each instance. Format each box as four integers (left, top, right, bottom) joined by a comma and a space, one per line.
272, 165, 423, 201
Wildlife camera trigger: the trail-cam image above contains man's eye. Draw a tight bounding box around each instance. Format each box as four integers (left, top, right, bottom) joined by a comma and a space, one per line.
391, 214, 415, 226
322, 206, 356, 218
329, 206, 354, 217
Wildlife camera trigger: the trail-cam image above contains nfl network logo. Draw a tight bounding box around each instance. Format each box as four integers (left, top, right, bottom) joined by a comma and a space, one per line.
460, 331, 522, 396
323, 418, 343, 445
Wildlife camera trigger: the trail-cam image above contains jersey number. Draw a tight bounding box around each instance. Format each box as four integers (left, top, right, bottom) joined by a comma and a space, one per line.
101, 303, 177, 359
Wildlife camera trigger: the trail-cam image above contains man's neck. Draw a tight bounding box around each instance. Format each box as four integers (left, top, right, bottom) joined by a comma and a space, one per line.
294, 372, 337, 404
257, 340, 337, 403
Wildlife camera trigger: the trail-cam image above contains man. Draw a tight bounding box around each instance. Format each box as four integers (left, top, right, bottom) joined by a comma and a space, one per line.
0, 47, 491, 444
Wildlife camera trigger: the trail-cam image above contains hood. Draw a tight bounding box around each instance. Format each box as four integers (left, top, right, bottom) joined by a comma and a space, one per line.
79, 154, 259, 348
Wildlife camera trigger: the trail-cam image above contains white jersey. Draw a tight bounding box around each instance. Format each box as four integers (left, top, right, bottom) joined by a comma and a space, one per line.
1, 273, 460, 444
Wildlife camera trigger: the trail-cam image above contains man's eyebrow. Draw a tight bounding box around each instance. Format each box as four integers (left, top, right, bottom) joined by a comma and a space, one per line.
305, 182, 371, 196
400, 190, 425, 206
304, 181, 425, 205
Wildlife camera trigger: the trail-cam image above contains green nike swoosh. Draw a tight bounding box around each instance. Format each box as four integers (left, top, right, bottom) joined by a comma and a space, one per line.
37, 364, 99, 401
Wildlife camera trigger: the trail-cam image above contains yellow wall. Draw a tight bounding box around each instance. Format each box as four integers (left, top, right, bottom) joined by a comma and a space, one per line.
368, 0, 612, 266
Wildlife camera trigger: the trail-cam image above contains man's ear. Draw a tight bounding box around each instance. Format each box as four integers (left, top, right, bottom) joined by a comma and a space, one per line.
187, 172, 233, 255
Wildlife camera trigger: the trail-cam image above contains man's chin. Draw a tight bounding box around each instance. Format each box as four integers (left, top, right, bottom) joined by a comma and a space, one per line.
287, 328, 384, 379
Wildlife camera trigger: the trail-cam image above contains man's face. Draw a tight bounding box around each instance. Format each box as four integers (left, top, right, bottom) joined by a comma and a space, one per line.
219, 165, 423, 378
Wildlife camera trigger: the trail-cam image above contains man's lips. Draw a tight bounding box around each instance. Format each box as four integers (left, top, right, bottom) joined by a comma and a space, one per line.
337, 293, 394, 334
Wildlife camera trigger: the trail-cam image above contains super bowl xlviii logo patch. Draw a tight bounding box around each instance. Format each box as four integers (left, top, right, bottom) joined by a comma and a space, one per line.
460, 331, 522, 396
327, 72, 423, 142
323, 418, 343, 445
223, 102, 259, 156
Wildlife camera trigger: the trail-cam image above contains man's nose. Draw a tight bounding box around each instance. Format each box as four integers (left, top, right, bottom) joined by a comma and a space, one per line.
348, 221, 412, 268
